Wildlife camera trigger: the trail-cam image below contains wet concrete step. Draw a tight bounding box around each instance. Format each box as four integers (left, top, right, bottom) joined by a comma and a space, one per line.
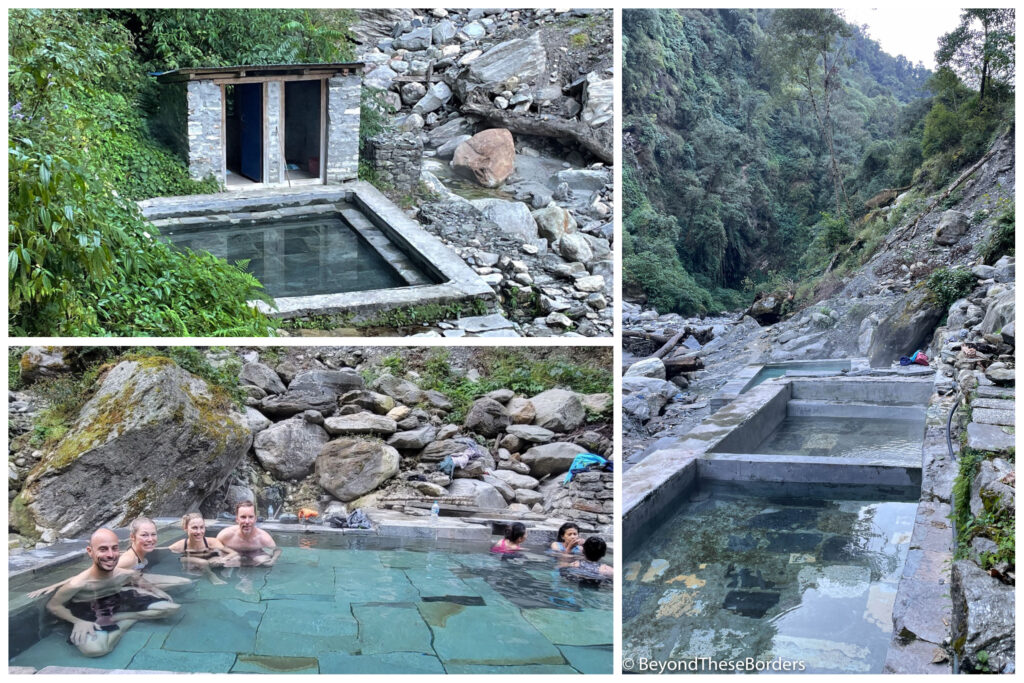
339, 208, 432, 286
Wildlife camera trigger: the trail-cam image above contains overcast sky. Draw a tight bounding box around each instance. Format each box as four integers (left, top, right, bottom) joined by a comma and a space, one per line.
841, 6, 965, 69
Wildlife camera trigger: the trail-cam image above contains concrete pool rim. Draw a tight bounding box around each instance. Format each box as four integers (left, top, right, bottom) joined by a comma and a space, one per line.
139, 182, 496, 320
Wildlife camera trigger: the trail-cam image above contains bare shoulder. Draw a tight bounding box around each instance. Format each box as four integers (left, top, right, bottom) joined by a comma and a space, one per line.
216, 526, 235, 541
258, 528, 277, 546
167, 538, 185, 552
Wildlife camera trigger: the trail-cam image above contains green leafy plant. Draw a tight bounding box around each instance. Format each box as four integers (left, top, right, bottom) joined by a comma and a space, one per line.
926, 267, 976, 309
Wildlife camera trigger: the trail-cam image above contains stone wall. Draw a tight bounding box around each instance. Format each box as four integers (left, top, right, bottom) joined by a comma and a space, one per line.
366, 131, 423, 194
265, 81, 283, 183
326, 74, 361, 183
546, 470, 613, 526
186, 80, 224, 183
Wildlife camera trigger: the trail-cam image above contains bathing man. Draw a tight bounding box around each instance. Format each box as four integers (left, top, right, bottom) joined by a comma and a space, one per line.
46, 527, 180, 657
216, 501, 281, 566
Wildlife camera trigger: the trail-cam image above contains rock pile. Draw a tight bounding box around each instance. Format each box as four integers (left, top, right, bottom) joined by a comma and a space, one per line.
355, 8, 614, 337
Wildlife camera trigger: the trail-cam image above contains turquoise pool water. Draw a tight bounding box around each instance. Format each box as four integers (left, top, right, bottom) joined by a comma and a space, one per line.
10, 533, 612, 674
746, 362, 851, 391
164, 215, 411, 298
623, 482, 916, 674
753, 416, 925, 461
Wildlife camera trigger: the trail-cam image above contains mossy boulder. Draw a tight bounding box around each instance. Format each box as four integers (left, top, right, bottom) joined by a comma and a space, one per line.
867, 286, 944, 368
10, 359, 252, 540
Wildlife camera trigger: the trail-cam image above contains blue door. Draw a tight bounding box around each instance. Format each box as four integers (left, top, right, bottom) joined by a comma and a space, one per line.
237, 83, 263, 182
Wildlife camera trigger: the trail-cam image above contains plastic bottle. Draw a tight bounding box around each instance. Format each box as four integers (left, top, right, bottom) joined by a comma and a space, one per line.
268, 504, 274, 519
431, 501, 440, 520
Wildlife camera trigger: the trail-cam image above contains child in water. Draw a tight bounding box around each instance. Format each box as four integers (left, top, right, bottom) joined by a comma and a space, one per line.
491, 522, 527, 554
563, 536, 614, 581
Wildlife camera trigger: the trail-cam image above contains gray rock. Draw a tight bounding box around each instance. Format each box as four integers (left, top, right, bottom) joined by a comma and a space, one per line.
254, 418, 329, 480
530, 389, 586, 432
339, 390, 395, 415
409, 480, 447, 498
469, 198, 538, 242
489, 468, 540, 490
951, 559, 1015, 672
10, 360, 251, 540
243, 406, 272, 435
19, 347, 71, 383
521, 441, 585, 478
558, 233, 594, 262
423, 390, 453, 411
393, 26, 432, 50
969, 458, 1015, 517
484, 388, 515, 404
226, 485, 255, 512
580, 73, 613, 127
508, 397, 536, 424
240, 362, 286, 394
505, 424, 555, 443
448, 478, 507, 509
323, 413, 398, 436
463, 32, 546, 90
259, 388, 336, 418
419, 439, 470, 462
622, 377, 678, 423
464, 397, 510, 437
364, 64, 398, 90
316, 438, 399, 502
624, 357, 666, 380
515, 489, 544, 506
482, 474, 516, 503
427, 117, 475, 147
436, 134, 472, 159
980, 289, 1015, 337
933, 210, 969, 245
400, 81, 427, 106
290, 369, 364, 397
371, 374, 423, 403
966, 422, 1015, 453
984, 365, 1015, 386
387, 425, 438, 450
532, 205, 577, 243
432, 18, 457, 44
992, 255, 1014, 283
459, 21, 487, 41
868, 286, 945, 367
413, 82, 453, 114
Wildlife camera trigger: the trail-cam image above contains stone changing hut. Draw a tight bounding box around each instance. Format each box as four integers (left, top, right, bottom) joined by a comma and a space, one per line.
155, 63, 361, 188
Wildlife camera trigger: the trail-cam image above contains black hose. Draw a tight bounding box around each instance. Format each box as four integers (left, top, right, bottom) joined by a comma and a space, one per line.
945, 382, 961, 674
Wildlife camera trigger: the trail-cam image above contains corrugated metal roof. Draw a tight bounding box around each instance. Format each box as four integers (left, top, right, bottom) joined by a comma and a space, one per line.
155, 62, 363, 83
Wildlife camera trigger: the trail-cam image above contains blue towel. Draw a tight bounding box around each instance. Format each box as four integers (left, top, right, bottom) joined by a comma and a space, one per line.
563, 453, 611, 484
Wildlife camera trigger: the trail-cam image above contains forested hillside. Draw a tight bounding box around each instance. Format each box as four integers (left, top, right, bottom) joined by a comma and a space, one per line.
8, 9, 354, 336
623, 8, 1014, 315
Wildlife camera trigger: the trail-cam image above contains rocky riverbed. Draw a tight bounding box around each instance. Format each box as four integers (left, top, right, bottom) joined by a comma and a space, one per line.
10, 346, 614, 550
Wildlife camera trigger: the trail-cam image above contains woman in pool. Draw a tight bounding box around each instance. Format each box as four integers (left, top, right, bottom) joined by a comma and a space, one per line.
491, 522, 527, 555
167, 512, 238, 585
549, 522, 584, 559
117, 517, 192, 590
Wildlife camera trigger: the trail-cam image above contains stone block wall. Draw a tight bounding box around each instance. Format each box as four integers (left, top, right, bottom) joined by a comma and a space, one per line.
265, 81, 283, 183
326, 74, 361, 183
186, 81, 224, 183
366, 131, 423, 194
546, 470, 614, 526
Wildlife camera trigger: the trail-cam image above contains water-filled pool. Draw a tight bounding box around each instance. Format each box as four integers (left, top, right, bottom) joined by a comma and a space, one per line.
752, 416, 925, 461
746, 361, 852, 391
623, 481, 916, 674
165, 215, 417, 298
10, 532, 612, 674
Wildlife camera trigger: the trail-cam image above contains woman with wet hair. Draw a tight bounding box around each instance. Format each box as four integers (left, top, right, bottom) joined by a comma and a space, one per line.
167, 512, 238, 584
491, 522, 527, 554
550, 522, 584, 557
116, 517, 192, 589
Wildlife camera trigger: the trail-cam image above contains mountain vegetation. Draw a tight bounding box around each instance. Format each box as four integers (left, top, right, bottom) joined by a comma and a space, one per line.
8, 9, 355, 336
623, 8, 1015, 315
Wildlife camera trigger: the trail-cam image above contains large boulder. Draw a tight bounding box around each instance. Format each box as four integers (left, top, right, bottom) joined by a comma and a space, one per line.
387, 425, 437, 450
979, 288, 1015, 337
933, 210, 969, 246
951, 559, 1015, 673
507, 397, 536, 424
371, 374, 423, 404
10, 359, 252, 540
624, 357, 666, 380
867, 286, 945, 367
239, 362, 286, 395
448, 478, 507, 509
581, 73, 613, 127
253, 418, 329, 480
316, 438, 399, 502
489, 469, 540, 490
520, 442, 586, 478
530, 389, 586, 432
533, 205, 577, 243
469, 198, 538, 242
622, 377, 678, 423
745, 294, 788, 325
289, 369, 363, 396
453, 129, 516, 188
19, 347, 72, 384
464, 398, 510, 437
413, 82, 453, 115
339, 390, 395, 415
462, 32, 547, 92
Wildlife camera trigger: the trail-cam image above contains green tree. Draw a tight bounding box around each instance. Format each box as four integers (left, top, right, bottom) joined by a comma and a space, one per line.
936, 9, 1015, 102
766, 9, 854, 222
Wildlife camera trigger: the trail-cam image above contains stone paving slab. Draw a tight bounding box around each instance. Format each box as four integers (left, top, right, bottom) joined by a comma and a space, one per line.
318, 651, 445, 674
520, 607, 612, 647
231, 654, 319, 674
971, 407, 1014, 426
253, 599, 359, 658
971, 398, 1015, 411
883, 637, 950, 673
162, 598, 265, 654
557, 644, 613, 674
128, 647, 236, 673
421, 601, 564, 667
353, 603, 434, 655
976, 385, 1015, 400
335, 566, 421, 602
966, 421, 1015, 452
9, 628, 151, 671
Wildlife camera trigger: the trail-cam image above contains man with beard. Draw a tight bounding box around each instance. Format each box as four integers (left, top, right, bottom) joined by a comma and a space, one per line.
216, 501, 280, 566
46, 527, 180, 657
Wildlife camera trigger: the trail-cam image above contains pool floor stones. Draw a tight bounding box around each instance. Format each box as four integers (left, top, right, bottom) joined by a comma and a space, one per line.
10, 529, 611, 674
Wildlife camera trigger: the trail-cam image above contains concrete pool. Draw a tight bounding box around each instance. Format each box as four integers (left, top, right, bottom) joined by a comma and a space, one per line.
9, 528, 612, 674
139, 182, 495, 321
622, 368, 933, 672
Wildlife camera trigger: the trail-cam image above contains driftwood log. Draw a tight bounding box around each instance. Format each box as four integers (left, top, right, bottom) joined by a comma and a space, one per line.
460, 90, 613, 163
